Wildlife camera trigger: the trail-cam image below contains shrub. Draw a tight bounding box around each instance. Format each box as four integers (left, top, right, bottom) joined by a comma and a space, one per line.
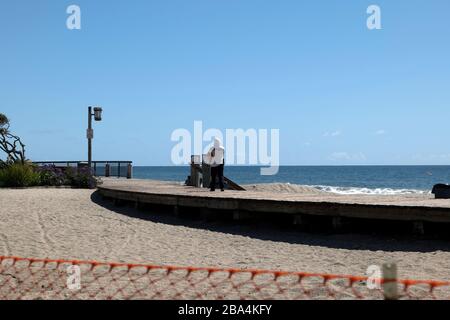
70, 166, 98, 189
0, 163, 40, 187
0, 164, 99, 189
36, 165, 66, 186
63, 167, 76, 186
36, 165, 99, 189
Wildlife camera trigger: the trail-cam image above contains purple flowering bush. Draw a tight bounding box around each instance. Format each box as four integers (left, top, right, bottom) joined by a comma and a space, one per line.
36, 165, 66, 186
64, 166, 98, 189
0, 164, 99, 189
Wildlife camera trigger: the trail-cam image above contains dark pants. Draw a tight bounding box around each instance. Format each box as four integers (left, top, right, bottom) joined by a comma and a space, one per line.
210, 164, 224, 191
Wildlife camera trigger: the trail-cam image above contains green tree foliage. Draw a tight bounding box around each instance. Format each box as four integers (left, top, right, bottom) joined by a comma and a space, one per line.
0, 163, 40, 188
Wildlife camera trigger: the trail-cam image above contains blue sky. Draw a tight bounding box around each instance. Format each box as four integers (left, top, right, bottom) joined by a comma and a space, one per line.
1, 0, 449, 166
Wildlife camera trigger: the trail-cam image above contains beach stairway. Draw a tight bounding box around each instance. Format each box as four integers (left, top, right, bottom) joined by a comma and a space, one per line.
186, 156, 245, 191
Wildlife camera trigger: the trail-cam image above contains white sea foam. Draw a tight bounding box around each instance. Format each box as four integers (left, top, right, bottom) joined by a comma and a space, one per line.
243, 183, 430, 195
311, 185, 430, 195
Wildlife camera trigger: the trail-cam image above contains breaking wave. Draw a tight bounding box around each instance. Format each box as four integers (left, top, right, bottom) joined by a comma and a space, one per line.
311, 185, 430, 195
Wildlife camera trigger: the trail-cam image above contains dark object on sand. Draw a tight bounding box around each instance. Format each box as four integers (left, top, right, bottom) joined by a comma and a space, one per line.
432, 184, 450, 199
186, 156, 245, 191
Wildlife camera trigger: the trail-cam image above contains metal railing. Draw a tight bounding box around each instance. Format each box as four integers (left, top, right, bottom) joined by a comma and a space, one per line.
32, 161, 133, 179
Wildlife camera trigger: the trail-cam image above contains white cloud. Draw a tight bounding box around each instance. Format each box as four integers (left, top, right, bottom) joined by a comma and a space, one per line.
323, 130, 341, 137
330, 152, 367, 162
331, 131, 341, 137
412, 153, 450, 161
374, 129, 386, 135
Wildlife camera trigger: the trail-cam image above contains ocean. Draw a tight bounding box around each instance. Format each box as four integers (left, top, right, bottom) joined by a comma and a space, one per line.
129, 165, 450, 195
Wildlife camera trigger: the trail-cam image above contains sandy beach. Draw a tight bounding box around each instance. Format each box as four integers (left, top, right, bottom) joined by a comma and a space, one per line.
1, 185, 450, 283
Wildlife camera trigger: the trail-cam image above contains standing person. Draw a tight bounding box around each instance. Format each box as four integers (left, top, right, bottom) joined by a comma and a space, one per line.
205, 138, 225, 191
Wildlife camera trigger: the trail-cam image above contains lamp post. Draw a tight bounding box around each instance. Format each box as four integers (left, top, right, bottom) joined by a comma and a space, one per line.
87, 106, 103, 170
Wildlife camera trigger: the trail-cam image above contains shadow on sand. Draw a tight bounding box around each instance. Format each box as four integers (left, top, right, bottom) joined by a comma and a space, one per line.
90, 191, 450, 253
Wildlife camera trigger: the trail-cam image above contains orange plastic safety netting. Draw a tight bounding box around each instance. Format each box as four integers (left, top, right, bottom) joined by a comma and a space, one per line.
1, 256, 450, 300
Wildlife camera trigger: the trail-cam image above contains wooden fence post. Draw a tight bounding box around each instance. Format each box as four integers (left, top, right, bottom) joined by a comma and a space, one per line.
202, 155, 211, 189
190, 155, 201, 187
105, 164, 110, 177
382, 263, 398, 300
127, 163, 132, 179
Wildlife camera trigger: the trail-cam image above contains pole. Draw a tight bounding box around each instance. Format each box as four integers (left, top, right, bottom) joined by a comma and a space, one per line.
88, 106, 92, 170
127, 163, 132, 179
382, 263, 398, 300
